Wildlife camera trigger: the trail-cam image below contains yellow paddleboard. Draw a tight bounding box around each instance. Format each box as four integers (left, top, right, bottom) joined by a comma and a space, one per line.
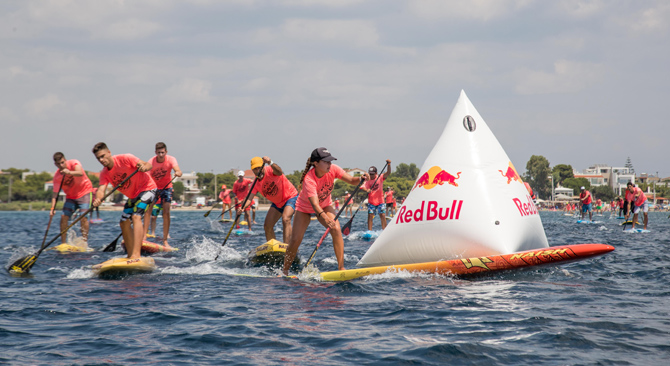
92, 257, 156, 276
50, 243, 94, 253
239, 220, 249, 226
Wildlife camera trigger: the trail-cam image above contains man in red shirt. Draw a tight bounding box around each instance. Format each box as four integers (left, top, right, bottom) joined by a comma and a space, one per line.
384, 187, 395, 216
50, 152, 94, 244
92, 142, 156, 259
627, 182, 649, 230
219, 184, 233, 220
362, 160, 391, 230
233, 170, 253, 231
579, 186, 593, 222
145, 142, 182, 247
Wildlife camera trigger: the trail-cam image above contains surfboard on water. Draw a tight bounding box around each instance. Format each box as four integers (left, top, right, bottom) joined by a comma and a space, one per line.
620, 221, 633, 226
219, 218, 234, 223
50, 243, 94, 253
576, 220, 599, 224
306, 90, 613, 281
318, 244, 615, 281
624, 228, 650, 233
235, 229, 254, 236
122, 240, 178, 254
361, 230, 380, 241
92, 257, 156, 276
89, 218, 104, 224
246, 239, 301, 270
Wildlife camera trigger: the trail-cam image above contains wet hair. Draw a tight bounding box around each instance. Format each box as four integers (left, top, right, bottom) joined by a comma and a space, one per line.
156, 142, 167, 151
92, 142, 109, 154
53, 152, 65, 162
298, 157, 314, 191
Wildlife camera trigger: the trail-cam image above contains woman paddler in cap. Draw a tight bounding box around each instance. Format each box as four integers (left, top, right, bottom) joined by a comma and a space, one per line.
282, 147, 369, 275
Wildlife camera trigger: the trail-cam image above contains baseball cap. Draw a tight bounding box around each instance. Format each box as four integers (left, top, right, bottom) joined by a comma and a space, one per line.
221, 184, 226, 189
250, 157, 263, 170
368, 166, 377, 174
310, 147, 336, 162
237, 170, 245, 177
580, 186, 585, 190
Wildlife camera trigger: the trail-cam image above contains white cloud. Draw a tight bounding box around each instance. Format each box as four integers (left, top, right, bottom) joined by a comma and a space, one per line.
514, 59, 604, 95
278, 19, 379, 46
163, 78, 213, 103
408, 0, 534, 21
552, 0, 606, 19
97, 18, 162, 40
24, 93, 63, 117
625, 3, 670, 34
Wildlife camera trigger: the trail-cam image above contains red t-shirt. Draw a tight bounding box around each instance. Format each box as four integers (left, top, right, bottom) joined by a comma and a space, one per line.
219, 189, 232, 204
632, 187, 647, 206
296, 164, 345, 213
580, 190, 592, 205
99, 154, 157, 199
364, 174, 386, 206
384, 190, 394, 204
251, 166, 298, 208
233, 178, 252, 202
53, 159, 93, 200
149, 155, 178, 189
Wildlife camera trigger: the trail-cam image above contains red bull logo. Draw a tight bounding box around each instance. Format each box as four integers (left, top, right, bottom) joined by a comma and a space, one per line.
396, 199, 463, 224
499, 162, 522, 184
513, 194, 538, 217
412, 166, 461, 191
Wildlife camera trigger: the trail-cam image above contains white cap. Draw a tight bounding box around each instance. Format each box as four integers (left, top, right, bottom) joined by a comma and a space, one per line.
580, 186, 585, 190
237, 170, 244, 177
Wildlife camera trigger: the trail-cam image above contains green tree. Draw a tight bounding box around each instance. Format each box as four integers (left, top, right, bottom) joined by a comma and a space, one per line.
563, 177, 590, 195
394, 163, 420, 180
523, 155, 551, 199
552, 164, 574, 186
173, 181, 184, 201
87, 172, 99, 187
592, 185, 615, 202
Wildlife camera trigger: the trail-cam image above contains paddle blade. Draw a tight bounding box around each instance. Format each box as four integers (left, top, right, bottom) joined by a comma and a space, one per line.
102, 234, 122, 252
203, 210, 211, 217
342, 221, 352, 236
8, 254, 37, 274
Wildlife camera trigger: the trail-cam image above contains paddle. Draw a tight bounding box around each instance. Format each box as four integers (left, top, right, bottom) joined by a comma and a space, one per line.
302, 172, 372, 270
101, 175, 178, 252
341, 162, 390, 237
8, 168, 140, 274
40, 180, 65, 250
214, 164, 264, 260
203, 202, 220, 218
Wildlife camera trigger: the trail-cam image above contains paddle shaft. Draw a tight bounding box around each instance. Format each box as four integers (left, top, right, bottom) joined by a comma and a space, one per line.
341, 162, 390, 236
215, 164, 265, 260
40, 179, 65, 249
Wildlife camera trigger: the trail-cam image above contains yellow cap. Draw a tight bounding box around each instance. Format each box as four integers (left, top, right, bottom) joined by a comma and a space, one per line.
250, 157, 263, 170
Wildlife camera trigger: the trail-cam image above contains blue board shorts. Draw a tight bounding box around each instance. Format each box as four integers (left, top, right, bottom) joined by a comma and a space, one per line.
271, 195, 298, 214
156, 187, 173, 203
368, 203, 386, 216
582, 203, 592, 213
62, 193, 91, 217
151, 203, 163, 217
121, 190, 157, 222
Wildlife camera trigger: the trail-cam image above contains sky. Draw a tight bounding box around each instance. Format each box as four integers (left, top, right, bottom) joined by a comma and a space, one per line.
1, 0, 668, 178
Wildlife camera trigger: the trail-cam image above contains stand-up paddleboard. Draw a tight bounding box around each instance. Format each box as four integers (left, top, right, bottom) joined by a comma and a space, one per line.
89, 218, 104, 224
247, 239, 301, 270
616, 216, 625, 219
92, 257, 156, 277
361, 230, 380, 241
347, 90, 613, 274
577, 220, 599, 224
319, 244, 614, 281
219, 218, 234, 223
624, 228, 650, 233
122, 240, 178, 255
620, 221, 633, 226
235, 229, 254, 236
239, 221, 249, 226
50, 243, 94, 253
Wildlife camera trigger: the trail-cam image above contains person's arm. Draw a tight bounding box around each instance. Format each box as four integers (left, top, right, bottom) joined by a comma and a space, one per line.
92, 184, 109, 207
61, 163, 85, 177
173, 163, 183, 177
136, 159, 152, 172
383, 159, 391, 179
309, 196, 336, 229
341, 172, 369, 186
49, 191, 59, 216
263, 156, 283, 176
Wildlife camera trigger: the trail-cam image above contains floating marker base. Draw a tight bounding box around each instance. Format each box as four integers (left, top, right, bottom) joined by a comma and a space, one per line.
318, 244, 614, 282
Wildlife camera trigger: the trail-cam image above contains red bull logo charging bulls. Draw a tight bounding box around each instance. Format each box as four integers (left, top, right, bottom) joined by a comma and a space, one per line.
412, 166, 461, 191
499, 162, 522, 184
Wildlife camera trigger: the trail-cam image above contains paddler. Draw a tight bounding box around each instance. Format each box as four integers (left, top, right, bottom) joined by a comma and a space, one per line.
282, 147, 368, 275
579, 186, 593, 221
385, 186, 396, 217
361, 161, 391, 231
237, 156, 298, 243
233, 170, 253, 231
343, 191, 352, 217
50, 152, 94, 244
92, 142, 157, 259
627, 182, 649, 230
145, 142, 182, 248
219, 184, 233, 220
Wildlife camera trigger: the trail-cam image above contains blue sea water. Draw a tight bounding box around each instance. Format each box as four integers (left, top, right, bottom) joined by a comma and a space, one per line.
1, 210, 669, 365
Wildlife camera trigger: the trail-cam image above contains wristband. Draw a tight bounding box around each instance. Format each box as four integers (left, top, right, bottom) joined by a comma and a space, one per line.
318, 211, 326, 218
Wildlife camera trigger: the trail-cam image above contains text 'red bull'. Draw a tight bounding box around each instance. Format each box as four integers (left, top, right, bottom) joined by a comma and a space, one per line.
513, 195, 538, 217
396, 200, 464, 224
